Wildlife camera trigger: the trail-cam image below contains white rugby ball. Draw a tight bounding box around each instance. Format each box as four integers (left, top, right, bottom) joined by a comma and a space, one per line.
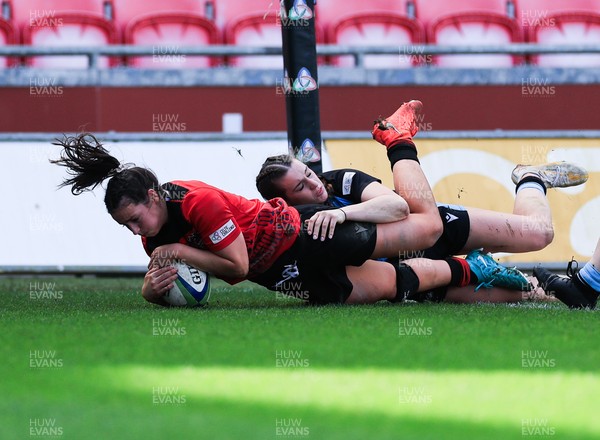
164, 261, 211, 307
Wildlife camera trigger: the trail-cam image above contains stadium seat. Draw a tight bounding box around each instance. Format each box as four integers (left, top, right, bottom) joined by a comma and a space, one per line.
414, 0, 522, 67
518, 0, 600, 66
217, 0, 318, 68
10, 0, 117, 68
114, 0, 219, 68
0, 16, 15, 68
317, 0, 424, 67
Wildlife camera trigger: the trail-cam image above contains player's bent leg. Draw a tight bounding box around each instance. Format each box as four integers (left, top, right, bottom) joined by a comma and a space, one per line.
372, 100, 442, 246
345, 258, 454, 305
372, 218, 444, 258
458, 162, 587, 255
391, 160, 442, 249
344, 260, 397, 304
402, 258, 452, 292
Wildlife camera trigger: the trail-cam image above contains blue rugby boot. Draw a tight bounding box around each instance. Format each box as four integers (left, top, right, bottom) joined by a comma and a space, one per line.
466, 249, 531, 291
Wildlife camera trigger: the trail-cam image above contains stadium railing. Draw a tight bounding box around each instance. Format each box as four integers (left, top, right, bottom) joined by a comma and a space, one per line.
2, 43, 600, 86
1, 43, 600, 68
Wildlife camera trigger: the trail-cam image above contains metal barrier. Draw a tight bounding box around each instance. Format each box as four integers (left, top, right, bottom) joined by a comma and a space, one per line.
1, 44, 600, 68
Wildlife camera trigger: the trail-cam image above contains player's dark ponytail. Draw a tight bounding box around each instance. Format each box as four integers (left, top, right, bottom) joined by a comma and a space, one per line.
51, 133, 162, 213
51, 133, 121, 194
256, 154, 294, 200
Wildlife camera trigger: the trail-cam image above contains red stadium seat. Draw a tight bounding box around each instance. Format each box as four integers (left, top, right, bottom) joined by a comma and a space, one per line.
317, 0, 424, 67
113, 0, 219, 68
10, 0, 117, 68
518, 0, 600, 66
217, 0, 319, 68
414, 0, 522, 67
0, 17, 15, 68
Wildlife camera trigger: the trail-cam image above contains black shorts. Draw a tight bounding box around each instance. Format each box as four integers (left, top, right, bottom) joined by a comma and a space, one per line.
251, 204, 378, 305
422, 204, 471, 259
397, 204, 470, 303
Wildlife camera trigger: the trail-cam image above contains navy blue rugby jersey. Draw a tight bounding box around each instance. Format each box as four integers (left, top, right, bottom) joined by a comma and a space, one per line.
319, 169, 381, 208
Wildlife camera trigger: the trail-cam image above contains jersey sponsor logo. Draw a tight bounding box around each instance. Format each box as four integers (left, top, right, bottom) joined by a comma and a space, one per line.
342, 172, 356, 195
209, 219, 236, 244
445, 213, 459, 223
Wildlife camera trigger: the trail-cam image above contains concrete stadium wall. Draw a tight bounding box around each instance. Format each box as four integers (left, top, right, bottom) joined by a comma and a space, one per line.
2, 85, 600, 133
5, 136, 599, 270
1, 140, 332, 269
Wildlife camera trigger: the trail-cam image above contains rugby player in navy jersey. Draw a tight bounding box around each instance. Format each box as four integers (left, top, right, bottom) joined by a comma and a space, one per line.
256, 101, 588, 303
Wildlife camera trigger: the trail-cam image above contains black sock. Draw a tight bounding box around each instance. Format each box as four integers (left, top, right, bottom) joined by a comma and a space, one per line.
515, 175, 547, 195
444, 257, 478, 287
387, 141, 420, 168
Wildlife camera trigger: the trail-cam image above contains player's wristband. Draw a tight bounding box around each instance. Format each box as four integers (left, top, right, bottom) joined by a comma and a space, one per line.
339, 208, 347, 222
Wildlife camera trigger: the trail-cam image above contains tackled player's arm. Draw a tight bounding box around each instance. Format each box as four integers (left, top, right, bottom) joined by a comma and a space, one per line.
343, 181, 409, 223
306, 181, 409, 241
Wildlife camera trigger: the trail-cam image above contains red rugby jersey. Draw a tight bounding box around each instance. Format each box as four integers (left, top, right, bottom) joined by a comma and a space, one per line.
142, 180, 301, 283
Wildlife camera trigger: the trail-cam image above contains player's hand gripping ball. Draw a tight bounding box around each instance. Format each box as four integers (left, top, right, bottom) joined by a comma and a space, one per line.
164, 261, 211, 307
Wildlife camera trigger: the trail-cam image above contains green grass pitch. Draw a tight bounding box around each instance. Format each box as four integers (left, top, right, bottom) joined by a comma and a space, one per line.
1, 276, 599, 439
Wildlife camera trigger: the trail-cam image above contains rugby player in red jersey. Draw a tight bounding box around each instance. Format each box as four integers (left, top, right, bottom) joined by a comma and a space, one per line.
51, 133, 529, 307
